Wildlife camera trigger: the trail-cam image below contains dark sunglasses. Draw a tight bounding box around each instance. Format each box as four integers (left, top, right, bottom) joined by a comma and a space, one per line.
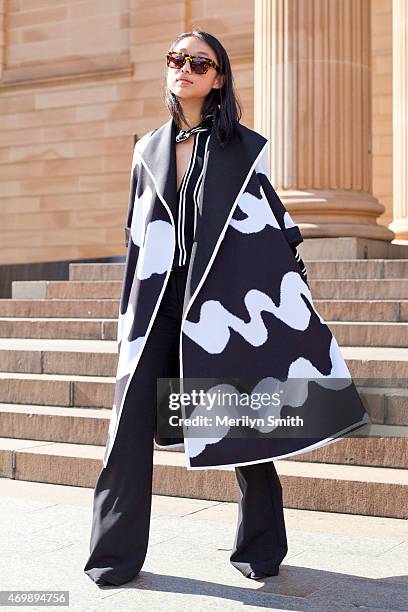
166, 50, 221, 74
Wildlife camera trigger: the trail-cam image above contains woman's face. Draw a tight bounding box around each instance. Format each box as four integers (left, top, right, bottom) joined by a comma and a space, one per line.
166, 36, 224, 103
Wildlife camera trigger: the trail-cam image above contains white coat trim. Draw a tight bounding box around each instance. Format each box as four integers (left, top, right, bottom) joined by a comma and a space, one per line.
178, 138, 272, 470
183, 415, 370, 471
154, 442, 184, 449
103, 152, 176, 468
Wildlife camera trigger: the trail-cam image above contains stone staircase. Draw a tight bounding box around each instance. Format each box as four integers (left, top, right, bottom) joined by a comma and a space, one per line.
0, 259, 407, 519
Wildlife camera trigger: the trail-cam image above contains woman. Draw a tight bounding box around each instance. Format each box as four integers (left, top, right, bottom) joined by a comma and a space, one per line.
84, 30, 370, 587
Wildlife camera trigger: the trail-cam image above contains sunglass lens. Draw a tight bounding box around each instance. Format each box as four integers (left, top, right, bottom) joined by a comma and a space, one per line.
191, 58, 210, 74
167, 53, 211, 74
167, 53, 184, 69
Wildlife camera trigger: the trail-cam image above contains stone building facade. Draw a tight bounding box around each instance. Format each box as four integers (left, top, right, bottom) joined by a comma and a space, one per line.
0, 0, 407, 265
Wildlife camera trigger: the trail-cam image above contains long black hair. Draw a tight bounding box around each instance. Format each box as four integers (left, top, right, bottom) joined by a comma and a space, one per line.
163, 30, 243, 148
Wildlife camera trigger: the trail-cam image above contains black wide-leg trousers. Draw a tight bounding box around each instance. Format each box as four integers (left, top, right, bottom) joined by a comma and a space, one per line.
83, 266, 288, 586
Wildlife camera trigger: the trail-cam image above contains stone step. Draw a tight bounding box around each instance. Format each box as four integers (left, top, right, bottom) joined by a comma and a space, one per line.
0, 375, 404, 423
285, 423, 408, 469
343, 346, 408, 387
311, 279, 408, 299
69, 260, 408, 281
357, 386, 408, 426
1, 317, 408, 347
12, 280, 121, 300
0, 371, 114, 408
70, 262, 125, 281
325, 321, 408, 347
1, 297, 407, 322
0, 299, 118, 319
305, 259, 408, 279
315, 300, 408, 321
0, 404, 406, 469
0, 317, 117, 340
0, 339, 118, 378
0, 379, 404, 428
301, 237, 408, 260
0, 404, 110, 446
0, 346, 407, 424
11, 278, 408, 300
1, 339, 407, 383
0, 438, 406, 518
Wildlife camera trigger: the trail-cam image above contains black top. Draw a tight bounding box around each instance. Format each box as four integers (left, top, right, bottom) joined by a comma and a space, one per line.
172, 122, 212, 269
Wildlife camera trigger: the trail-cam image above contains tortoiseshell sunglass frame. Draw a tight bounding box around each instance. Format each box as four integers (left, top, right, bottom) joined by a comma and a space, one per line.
166, 50, 221, 74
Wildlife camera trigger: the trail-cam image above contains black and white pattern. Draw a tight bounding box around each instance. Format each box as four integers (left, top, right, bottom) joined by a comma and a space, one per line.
105, 116, 370, 470
173, 128, 211, 268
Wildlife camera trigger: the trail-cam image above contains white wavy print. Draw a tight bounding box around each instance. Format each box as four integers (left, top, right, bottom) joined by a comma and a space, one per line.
116, 337, 145, 380
283, 210, 298, 229
229, 189, 281, 234
186, 336, 353, 458
130, 184, 154, 247
116, 219, 174, 376
253, 143, 299, 232
182, 271, 322, 354
115, 302, 145, 380
136, 219, 174, 280
254, 144, 270, 177
117, 299, 135, 348
107, 402, 118, 439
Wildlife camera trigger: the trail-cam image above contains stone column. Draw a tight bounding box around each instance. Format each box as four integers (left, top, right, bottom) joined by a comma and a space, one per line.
389, 0, 408, 241
254, 0, 394, 241
0, 1, 5, 80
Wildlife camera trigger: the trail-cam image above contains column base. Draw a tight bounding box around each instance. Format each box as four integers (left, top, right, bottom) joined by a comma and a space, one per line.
298, 236, 408, 260
389, 218, 408, 241
281, 189, 395, 242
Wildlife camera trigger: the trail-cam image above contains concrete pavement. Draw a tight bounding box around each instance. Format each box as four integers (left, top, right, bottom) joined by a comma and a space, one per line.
0, 477, 407, 611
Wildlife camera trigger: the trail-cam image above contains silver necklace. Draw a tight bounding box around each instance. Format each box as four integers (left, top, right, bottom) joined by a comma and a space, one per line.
175, 113, 214, 142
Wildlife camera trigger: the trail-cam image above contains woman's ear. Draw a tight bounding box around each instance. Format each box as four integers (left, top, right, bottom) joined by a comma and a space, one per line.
215, 74, 225, 89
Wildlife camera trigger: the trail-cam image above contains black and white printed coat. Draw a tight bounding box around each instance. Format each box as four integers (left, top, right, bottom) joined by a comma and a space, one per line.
103, 116, 370, 470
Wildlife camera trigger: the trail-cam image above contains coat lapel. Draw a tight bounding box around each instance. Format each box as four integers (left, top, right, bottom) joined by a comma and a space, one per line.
188, 127, 261, 302
139, 116, 178, 226
139, 116, 267, 310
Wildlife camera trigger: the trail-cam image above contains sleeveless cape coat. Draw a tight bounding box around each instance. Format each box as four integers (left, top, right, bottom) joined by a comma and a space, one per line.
102, 116, 371, 470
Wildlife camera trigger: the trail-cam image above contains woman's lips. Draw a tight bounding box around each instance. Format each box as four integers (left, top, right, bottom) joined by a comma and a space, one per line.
177, 78, 192, 84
